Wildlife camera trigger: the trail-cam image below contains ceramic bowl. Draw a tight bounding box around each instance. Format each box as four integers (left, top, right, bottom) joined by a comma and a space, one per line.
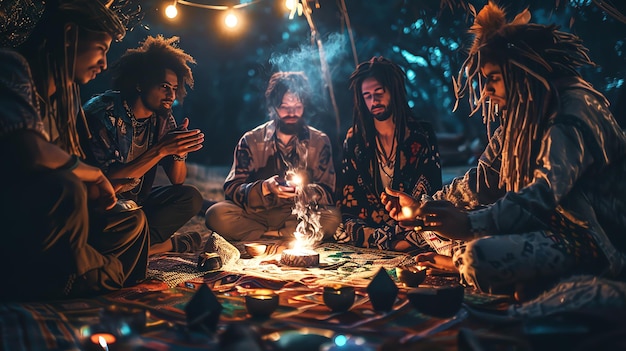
322, 285, 355, 312
407, 285, 464, 318
245, 293, 279, 318
395, 265, 427, 287
244, 243, 268, 257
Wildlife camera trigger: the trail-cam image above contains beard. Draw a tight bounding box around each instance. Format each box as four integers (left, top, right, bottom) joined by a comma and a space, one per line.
369, 105, 392, 121
139, 93, 171, 115
277, 116, 305, 135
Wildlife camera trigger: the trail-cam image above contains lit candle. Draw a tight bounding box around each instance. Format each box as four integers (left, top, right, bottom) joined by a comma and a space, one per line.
90, 333, 115, 350
245, 292, 279, 318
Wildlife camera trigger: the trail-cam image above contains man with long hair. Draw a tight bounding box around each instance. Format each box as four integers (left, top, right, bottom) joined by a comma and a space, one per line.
0, 0, 149, 301
205, 72, 341, 242
82, 35, 205, 255
383, 2, 626, 300
336, 57, 442, 251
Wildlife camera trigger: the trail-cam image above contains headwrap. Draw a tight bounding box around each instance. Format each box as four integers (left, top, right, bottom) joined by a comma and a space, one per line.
454, 1, 595, 191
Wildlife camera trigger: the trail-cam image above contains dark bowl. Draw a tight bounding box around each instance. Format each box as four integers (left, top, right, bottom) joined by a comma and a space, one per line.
245, 293, 279, 318
407, 285, 464, 318
322, 285, 355, 312
395, 265, 427, 287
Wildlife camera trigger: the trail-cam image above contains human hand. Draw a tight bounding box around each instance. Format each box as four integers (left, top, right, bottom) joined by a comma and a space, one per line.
263, 175, 297, 199
415, 201, 471, 241
86, 172, 117, 211
415, 252, 457, 272
381, 187, 421, 225
160, 118, 204, 158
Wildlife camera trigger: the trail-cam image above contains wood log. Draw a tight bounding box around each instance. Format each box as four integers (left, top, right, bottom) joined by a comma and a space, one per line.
280, 248, 320, 267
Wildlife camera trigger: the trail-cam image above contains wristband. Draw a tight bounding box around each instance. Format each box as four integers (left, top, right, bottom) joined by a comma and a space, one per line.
173, 153, 188, 161
59, 155, 80, 171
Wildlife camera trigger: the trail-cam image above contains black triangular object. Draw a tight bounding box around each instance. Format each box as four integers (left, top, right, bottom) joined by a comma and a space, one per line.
185, 284, 223, 334
366, 267, 398, 312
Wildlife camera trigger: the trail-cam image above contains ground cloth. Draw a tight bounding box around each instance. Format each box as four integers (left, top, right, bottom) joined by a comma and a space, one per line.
0, 242, 508, 350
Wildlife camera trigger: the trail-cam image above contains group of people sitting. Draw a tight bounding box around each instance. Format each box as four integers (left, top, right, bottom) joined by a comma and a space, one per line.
1, 0, 624, 305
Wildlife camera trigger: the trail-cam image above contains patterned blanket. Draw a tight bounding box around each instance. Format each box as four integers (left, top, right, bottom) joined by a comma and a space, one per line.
0, 242, 507, 351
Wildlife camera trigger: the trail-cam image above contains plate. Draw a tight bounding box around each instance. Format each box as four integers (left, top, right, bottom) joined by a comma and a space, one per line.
262, 328, 334, 351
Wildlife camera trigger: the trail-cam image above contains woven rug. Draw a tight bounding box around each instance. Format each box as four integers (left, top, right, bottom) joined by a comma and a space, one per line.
148, 242, 416, 288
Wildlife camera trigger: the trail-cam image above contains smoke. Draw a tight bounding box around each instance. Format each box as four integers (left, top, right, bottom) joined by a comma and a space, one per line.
269, 32, 349, 108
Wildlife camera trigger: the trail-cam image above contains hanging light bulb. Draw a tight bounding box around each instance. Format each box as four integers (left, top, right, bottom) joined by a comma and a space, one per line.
285, 0, 296, 11
165, 3, 178, 19
224, 10, 238, 28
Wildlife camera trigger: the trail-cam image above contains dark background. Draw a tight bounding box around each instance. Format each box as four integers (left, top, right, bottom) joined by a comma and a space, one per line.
82, 0, 626, 169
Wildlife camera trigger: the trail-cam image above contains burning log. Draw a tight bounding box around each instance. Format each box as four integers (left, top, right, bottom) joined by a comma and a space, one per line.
280, 248, 319, 267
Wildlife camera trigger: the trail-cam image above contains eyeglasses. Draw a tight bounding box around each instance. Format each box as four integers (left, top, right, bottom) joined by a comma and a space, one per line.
276, 105, 304, 115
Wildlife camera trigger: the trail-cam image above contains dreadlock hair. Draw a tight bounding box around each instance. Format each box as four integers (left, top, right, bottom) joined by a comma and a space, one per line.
111, 35, 195, 104
454, 1, 595, 192
265, 71, 312, 120
348, 56, 414, 158
17, 0, 126, 157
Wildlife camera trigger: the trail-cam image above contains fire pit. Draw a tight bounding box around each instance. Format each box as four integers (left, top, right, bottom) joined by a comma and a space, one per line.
280, 248, 319, 267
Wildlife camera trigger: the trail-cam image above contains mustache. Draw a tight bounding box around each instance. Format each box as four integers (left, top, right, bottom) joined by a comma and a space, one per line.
371, 105, 386, 110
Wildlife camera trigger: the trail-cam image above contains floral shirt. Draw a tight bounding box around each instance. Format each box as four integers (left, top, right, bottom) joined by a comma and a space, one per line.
224, 120, 336, 212
337, 119, 442, 250
81, 91, 177, 202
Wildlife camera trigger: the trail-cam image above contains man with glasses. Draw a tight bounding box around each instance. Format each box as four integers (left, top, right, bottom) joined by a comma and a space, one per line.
205, 71, 341, 242
82, 35, 205, 255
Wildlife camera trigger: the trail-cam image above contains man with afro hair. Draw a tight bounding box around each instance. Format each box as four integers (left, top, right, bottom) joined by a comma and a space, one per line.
82, 35, 205, 255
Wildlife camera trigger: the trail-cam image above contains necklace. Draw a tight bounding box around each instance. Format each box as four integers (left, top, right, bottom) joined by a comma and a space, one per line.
375, 132, 397, 169
374, 130, 397, 191
122, 101, 156, 197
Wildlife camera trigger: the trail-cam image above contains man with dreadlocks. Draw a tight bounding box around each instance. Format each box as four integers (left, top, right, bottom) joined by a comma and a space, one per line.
0, 0, 150, 301
383, 2, 626, 300
335, 57, 442, 251
81, 35, 205, 255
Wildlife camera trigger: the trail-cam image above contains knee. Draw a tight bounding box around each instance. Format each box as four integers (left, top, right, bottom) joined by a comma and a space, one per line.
174, 185, 204, 213
43, 171, 87, 216
204, 202, 228, 230
320, 207, 342, 238
185, 185, 204, 212
124, 209, 149, 236
453, 238, 500, 292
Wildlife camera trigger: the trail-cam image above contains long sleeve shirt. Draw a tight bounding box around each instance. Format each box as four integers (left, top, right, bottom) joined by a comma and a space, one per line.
224, 120, 336, 213
436, 78, 626, 275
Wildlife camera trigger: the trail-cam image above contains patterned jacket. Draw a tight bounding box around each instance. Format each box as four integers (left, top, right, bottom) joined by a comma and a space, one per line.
337, 119, 442, 250
224, 120, 335, 212
81, 91, 178, 202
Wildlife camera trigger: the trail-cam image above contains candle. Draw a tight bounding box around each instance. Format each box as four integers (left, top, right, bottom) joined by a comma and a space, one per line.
245, 292, 279, 318
323, 285, 355, 312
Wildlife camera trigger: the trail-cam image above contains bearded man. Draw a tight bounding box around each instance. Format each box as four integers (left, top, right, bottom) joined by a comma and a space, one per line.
205, 72, 341, 241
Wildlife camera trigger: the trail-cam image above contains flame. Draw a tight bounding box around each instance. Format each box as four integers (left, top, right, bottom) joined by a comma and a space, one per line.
286, 168, 323, 251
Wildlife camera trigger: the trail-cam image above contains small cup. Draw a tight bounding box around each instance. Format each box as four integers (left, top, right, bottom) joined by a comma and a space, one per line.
244, 243, 268, 257
407, 284, 464, 318
245, 293, 279, 318
323, 285, 355, 312
395, 265, 427, 287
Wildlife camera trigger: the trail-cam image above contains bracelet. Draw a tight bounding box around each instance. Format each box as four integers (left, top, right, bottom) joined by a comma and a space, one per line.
59, 155, 80, 171
173, 153, 188, 161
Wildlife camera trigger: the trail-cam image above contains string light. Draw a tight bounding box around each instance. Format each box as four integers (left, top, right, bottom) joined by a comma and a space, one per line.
165, 3, 178, 19
164, 0, 263, 30
224, 10, 238, 28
